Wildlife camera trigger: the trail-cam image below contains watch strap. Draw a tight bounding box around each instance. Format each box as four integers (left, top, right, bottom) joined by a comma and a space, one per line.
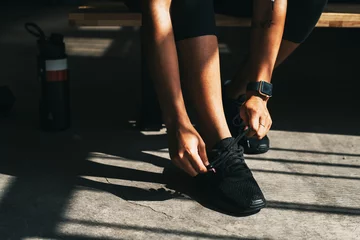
246, 81, 273, 97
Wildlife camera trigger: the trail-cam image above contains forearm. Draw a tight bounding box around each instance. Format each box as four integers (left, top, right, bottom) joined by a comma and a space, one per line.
142, 1, 190, 128
248, 0, 287, 83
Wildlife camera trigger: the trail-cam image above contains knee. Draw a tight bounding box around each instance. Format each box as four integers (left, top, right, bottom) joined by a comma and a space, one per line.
141, 0, 172, 27
144, 0, 172, 11
126, 0, 176, 13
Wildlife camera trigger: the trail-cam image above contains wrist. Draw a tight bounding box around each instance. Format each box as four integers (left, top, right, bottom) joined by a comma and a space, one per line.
246, 80, 273, 100
163, 110, 191, 131
246, 90, 269, 102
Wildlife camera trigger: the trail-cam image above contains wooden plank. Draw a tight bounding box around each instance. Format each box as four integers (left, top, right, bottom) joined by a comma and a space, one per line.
317, 12, 360, 27
69, 12, 251, 27
68, 3, 360, 28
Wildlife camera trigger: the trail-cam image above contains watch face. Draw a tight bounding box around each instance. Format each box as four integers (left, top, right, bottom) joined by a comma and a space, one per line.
260, 82, 273, 97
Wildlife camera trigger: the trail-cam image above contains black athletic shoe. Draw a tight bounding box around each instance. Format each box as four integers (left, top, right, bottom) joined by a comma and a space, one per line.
222, 82, 270, 154
194, 131, 266, 216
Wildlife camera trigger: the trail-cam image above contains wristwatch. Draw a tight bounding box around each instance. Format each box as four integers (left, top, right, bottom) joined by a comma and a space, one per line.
246, 81, 273, 98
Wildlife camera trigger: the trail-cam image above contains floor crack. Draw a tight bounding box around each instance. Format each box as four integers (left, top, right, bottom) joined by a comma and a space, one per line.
178, 216, 236, 236
126, 201, 173, 219
105, 177, 110, 184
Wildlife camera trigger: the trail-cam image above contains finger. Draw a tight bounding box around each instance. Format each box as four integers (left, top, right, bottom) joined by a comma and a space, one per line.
171, 156, 182, 169
248, 109, 260, 137
260, 113, 273, 138
172, 156, 197, 177
257, 116, 268, 139
240, 107, 254, 137
264, 110, 272, 133
186, 150, 208, 174
247, 128, 257, 138
198, 141, 210, 167
181, 155, 199, 177
267, 115, 272, 132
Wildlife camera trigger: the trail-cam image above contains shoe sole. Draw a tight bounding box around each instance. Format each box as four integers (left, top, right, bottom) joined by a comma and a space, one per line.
209, 199, 266, 217
193, 190, 267, 217
244, 146, 269, 155
231, 198, 266, 217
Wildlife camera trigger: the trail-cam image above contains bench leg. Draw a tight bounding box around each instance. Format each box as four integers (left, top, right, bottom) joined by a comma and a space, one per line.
138, 26, 163, 131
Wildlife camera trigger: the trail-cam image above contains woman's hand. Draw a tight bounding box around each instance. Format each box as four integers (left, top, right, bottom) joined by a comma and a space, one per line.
167, 122, 209, 177
240, 93, 272, 139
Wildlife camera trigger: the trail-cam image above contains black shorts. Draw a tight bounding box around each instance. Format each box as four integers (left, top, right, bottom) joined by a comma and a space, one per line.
126, 0, 328, 43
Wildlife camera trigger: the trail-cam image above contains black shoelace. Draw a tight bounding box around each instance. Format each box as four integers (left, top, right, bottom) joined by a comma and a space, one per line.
207, 128, 250, 174
231, 99, 244, 128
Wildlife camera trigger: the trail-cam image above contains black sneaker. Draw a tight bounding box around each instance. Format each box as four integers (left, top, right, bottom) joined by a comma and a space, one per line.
222, 81, 270, 154
194, 131, 266, 216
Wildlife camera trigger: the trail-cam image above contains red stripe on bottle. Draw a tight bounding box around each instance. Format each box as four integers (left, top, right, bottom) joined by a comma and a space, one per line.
46, 70, 68, 82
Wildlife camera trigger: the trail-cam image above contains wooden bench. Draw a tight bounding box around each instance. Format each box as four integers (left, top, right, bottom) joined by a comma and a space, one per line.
68, 2, 360, 130
69, 3, 360, 28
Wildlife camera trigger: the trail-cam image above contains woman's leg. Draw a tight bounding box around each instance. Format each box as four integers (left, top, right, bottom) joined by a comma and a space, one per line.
140, 0, 266, 215
171, 1, 266, 215
142, 0, 215, 176
133, 0, 231, 149
275, 0, 328, 66
176, 36, 231, 149
171, 0, 231, 149
227, 39, 298, 99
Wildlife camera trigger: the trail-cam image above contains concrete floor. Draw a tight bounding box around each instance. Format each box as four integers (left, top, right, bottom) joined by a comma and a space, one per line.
0, 4, 360, 240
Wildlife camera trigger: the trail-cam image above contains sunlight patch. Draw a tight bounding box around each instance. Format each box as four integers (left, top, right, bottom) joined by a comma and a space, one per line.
140, 128, 166, 136
64, 37, 113, 57
85, 152, 166, 174
86, 152, 131, 166
23, 238, 56, 240
0, 175, 15, 205
78, 26, 122, 31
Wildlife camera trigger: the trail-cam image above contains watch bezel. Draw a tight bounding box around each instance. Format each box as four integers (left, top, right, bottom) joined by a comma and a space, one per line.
259, 81, 273, 98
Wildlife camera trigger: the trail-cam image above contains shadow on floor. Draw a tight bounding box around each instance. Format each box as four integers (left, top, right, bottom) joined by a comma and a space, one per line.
1, 6, 360, 239
1, 110, 173, 239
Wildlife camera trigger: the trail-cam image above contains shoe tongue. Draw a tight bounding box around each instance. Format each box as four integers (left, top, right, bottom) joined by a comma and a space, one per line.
209, 137, 245, 171
212, 137, 235, 151
208, 137, 235, 165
